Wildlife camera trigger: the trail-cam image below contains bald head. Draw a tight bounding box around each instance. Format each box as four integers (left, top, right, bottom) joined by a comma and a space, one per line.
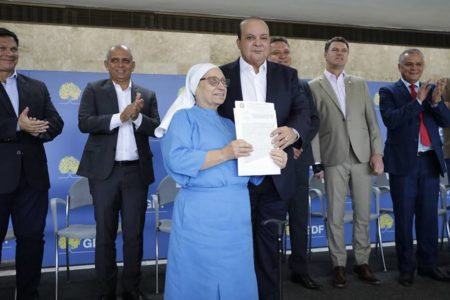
236, 17, 270, 71
105, 44, 133, 61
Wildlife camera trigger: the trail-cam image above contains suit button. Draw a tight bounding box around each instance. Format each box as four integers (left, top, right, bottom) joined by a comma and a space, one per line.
16, 150, 22, 155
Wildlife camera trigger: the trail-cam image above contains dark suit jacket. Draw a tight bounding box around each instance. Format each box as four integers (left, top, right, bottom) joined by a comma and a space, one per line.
296, 79, 320, 166
380, 79, 450, 175
0, 73, 63, 193
77, 79, 160, 185
218, 59, 311, 201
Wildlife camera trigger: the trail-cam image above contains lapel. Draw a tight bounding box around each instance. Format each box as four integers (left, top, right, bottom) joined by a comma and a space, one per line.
104, 79, 120, 113
0, 73, 24, 117
16, 74, 29, 114
344, 76, 353, 120
395, 79, 411, 103
318, 74, 344, 117
229, 59, 243, 101
131, 83, 138, 104
266, 61, 276, 105
0, 82, 15, 116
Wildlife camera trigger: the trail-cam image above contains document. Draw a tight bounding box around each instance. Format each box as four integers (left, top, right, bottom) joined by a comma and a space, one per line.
233, 101, 280, 176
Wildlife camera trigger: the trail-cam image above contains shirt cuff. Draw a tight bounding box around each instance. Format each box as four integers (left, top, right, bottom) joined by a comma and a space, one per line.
292, 128, 300, 141
110, 113, 122, 130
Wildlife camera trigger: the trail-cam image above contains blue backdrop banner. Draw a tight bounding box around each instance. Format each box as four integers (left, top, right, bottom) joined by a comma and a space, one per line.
1, 70, 398, 267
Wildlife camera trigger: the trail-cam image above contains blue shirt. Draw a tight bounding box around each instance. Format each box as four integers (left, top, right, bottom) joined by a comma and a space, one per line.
2, 70, 19, 117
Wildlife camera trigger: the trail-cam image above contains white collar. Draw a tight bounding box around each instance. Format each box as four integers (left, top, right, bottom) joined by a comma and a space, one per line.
239, 57, 267, 74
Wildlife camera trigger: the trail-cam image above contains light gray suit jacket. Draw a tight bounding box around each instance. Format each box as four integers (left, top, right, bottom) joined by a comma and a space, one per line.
309, 74, 382, 166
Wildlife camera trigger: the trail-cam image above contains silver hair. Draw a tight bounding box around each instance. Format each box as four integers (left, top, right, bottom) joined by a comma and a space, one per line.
105, 44, 133, 61
398, 48, 424, 64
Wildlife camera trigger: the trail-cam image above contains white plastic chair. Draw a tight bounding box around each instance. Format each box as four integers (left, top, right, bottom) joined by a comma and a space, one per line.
153, 176, 180, 294
50, 177, 121, 300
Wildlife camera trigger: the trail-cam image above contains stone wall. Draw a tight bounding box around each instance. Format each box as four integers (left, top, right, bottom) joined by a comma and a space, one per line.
2, 22, 449, 81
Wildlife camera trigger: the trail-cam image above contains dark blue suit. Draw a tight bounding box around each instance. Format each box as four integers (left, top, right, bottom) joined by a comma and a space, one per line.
0, 74, 63, 298
289, 79, 320, 276
219, 59, 310, 300
379, 79, 450, 273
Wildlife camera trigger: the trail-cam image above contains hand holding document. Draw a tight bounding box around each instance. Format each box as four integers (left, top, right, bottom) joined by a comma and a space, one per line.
233, 101, 280, 176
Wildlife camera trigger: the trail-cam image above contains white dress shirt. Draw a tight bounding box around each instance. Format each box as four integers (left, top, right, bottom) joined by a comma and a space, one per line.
2, 70, 19, 116
109, 80, 142, 161
400, 78, 432, 151
239, 57, 300, 141
324, 70, 347, 117
239, 57, 267, 103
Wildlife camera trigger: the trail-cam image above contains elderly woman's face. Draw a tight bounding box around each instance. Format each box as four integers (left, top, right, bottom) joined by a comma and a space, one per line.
195, 68, 227, 110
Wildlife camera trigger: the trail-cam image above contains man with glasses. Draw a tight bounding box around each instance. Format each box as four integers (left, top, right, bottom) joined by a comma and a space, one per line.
218, 17, 310, 300
268, 36, 321, 290
77, 44, 160, 300
0, 27, 63, 300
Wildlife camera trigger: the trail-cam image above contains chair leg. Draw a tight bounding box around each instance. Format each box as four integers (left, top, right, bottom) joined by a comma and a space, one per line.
308, 196, 312, 260
283, 222, 289, 263
65, 238, 70, 281
447, 220, 450, 252
374, 220, 379, 255
377, 220, 387, 272
447, 218, 450, 252
308, 221, 312, 260
155, 230, 159, 295
446, 216, 450, 252
55, 235, 59, 300
440, 216, 445, 250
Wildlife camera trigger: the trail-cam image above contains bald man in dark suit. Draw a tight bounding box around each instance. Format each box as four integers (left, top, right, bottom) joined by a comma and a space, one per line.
219, 18, 310, 300
78, 45, 160, 300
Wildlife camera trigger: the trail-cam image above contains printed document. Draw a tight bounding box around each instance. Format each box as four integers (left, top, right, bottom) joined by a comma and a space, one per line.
233, 101, 280, 176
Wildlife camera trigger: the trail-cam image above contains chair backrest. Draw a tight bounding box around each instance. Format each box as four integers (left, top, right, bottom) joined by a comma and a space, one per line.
441, 173, 449, 187
439, 183, 448, 210
309, 175, 327, 218
309, 176, 325, 195
157, 176, 180, 206
67, 177, 93, 210
375, 173, 390, 189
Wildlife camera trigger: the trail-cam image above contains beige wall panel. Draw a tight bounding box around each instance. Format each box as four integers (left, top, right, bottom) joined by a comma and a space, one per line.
1, 22, 449, 82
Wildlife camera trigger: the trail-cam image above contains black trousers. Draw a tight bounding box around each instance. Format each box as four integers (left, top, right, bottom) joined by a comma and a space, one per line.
288, 162, 310, 275
89, 163, 148, 296
249, 177, 288, 300
0, 172, 48, 300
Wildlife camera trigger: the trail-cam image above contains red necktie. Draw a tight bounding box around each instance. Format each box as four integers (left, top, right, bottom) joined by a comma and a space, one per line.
410, 84, 431, 146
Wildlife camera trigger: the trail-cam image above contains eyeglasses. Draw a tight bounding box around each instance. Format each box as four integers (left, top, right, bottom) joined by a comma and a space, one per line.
200, 77, 230, 88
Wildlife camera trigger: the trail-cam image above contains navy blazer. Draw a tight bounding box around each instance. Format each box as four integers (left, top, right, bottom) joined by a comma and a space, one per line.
296, 78, 320, 166
77, 79, 161, 185
219, 59, 311, 202
379, 79, 450, 175
0, 73, 63, 193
